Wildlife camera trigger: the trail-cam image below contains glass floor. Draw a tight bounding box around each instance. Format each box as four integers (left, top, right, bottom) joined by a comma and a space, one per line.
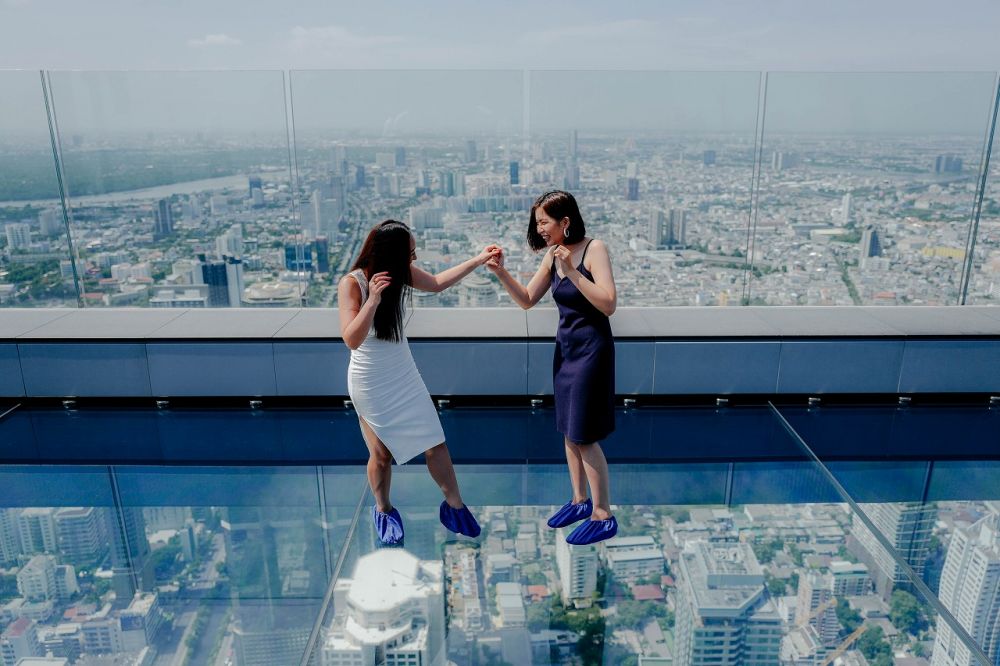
1, 402, 998, 666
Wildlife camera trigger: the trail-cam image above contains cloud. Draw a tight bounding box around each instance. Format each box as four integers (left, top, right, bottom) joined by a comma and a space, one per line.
188, 33, 243, 48
284, 24, 401, 65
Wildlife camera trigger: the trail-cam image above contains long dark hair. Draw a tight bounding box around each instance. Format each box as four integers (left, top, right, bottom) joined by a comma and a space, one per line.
351, 220, 413, 342
527, 190, 587, 251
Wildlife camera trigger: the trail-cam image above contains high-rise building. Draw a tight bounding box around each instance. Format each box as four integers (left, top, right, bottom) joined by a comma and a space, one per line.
323, 549, 446, 666
860, 225, 883, 268
555, 532, 598, 605
332, 145, 348, 176
509, 161, 519, 185
353, 164, 366, 190
17, 508, 57, 555
626, 177, 639, 201
564, 158, 580, 189
210, 195, 229, 216
225, 256, 245, 309
830, 561, 873, 596
216, 224, 243, 259
201, 258, 231, 307
674, 542, 782, 666
935, 155, 963, 173
55, 507, 107, 563
795, 572, 840, 646
649, 209, 687, 249
284, 241, 314, 273
1, 618, 42, 666
464, 139, 477, 164
395, 146, 406, 166
703, 150, 717, 166
315, 236, 330, 274
852, 502, 936, 597
931, 513, 1000, 666
248, 176, 263, 198
5, 223, 31, 250
459, 274, 498, 307
603, 536, 664, 585
108, 506, 152, 598
38, 209, 62, 236
16, 555, 57, 602
568, 130, 578, 158
153, 198, 173, 239
0, 509, 21, 564
840, 192, 854, 226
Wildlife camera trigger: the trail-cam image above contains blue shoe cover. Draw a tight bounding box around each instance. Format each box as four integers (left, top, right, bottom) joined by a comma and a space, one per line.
566, 516, 618, 545
547, 498, 593, 529
439, 502, 481, 538
372, 506, 404, 545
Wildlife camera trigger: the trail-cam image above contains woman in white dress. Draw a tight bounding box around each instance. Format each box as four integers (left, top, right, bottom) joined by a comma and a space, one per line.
338, 219, 500, 545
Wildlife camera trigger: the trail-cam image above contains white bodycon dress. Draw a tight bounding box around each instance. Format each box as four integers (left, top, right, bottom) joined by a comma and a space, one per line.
346, 269, 445, 464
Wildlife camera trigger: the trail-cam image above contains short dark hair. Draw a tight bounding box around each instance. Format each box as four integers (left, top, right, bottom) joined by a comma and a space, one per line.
350, 220, 413, 342
527, 190, 586, 251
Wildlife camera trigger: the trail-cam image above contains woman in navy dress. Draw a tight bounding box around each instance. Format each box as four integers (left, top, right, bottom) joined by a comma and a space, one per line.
488, 190, 618, 544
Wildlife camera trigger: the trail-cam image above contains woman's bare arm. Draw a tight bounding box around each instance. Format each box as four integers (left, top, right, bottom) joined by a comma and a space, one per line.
564, 240, 616, 316
488, 247, 554, 310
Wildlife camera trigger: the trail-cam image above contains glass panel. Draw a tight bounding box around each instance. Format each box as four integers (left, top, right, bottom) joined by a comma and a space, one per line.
0, 70, 77, 307
966, 79, 1000, 303
528, 71, 762, 307
45, 71, 294, 308
289, 70, 525, 307
753, 73, 996, 305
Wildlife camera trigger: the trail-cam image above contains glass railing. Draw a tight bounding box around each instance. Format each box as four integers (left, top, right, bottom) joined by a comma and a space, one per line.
1, 401, 998, 665
2, 70, 999, 309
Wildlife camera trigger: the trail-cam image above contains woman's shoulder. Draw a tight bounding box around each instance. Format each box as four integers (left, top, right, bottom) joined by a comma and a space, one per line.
585, 238, 609, 255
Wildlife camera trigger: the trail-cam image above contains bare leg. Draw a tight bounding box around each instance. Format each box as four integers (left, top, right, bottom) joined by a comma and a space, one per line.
564, 437, 589, 504
574, 441, 613, 521
424, 442, 465, 509
359, 417, 393, 513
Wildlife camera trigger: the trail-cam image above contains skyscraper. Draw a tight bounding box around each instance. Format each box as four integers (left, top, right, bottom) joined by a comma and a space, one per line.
651, 209, 688, 249
569, 129, 578, 158
564, 158, 580, 189
201, 258, 231, 307
38, 209, 62, 236
703, 150, 717, 166
509, 161, 519, 185
464, 139, 477, 164
840, 192, 854, 226
935, 155, 963, 173
555, 533, 597, 605
153, 198, 173, 239
5, 223, 31, 250
323, 549, 446, 666
674, 542, 782, 666
852, 502, 936, 597
55, 507, 108, 563
248, 176, 263, 198
315, 236, 330, 274
860, 225, 882, 268
626, 177, 639, 201
225, 256, 245, 309
931, 513, 1000, 666
17, 508, 57, 555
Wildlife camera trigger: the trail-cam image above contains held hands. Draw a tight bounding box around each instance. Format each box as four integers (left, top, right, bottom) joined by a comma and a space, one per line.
485, 246, 505, 273
367, 271, 391, 306
477, 244, 503, 267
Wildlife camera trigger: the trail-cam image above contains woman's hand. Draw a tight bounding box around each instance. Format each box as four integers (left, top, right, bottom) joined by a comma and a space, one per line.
553, 245, 576, 277
477, 244, 502, 266
367, 271, 391, 306
486, 247, 505, 273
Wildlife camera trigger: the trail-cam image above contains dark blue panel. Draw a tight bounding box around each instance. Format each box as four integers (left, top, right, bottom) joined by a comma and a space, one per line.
888, 407, 1000, 458
410, 342, 527, 395
278, 410, 368, 463
28, 409, 162, 462
730, 462, 840, 504
777, 340, 904, 393
615, 342, 655, 394
899, 340, 1000, 392
653, 342, 780, 394
19, 343, 151, 396
0, 344, 24, 397
155, 410, 282, 462
527, 342, 554, 394
648, 407, 798, 461
0, 413, 40, 462
147, 343, 277, 396
602, 464, 729, 505
825, 461, 929, 502
273, 342, 350, 396
439, 408, 535, 463
114, 466, 323, 507
927, 461, 1000, 501
778, 406, 897, 458
0, 465, 115, 506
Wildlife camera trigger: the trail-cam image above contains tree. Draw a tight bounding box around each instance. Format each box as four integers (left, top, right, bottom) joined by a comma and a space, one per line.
857, 626, 892, 664
767, 577, 787, 596
836, 598, 862, 634
890, 590, 928, 635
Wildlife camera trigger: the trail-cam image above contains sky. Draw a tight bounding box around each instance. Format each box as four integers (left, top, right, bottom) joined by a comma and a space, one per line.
1, 0, 999, 71
1, 1, 999, 135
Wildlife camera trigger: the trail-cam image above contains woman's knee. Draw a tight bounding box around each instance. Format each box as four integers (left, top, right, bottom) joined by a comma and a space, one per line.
424, 442, 447, 458
369, 448, 393, 466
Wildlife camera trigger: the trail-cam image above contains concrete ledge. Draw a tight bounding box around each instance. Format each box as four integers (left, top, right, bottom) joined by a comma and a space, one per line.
3, 306, 1000, 397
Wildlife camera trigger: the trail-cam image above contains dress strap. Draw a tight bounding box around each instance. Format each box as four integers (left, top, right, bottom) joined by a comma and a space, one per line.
350, 269, 369, 305
579, 239, 595, 265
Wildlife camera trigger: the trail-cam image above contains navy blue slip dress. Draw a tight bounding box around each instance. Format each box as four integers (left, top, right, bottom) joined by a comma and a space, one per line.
550, 239, 615, 444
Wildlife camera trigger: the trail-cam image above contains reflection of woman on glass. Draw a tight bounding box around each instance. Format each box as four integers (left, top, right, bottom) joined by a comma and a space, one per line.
488, 191, 618, 544
338, 220, 500, 545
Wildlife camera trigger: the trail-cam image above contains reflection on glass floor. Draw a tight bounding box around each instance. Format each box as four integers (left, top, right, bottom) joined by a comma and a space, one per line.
1, 403, 998, 665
